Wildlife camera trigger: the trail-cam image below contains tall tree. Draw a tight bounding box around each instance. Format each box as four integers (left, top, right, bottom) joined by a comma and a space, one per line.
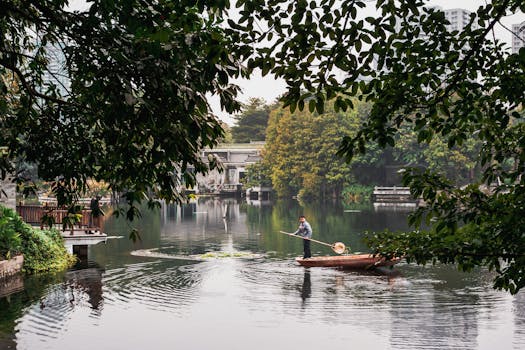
231, 97, 270, 143
264, 99, 357, 199
1, 0, 244, 218
229, 0, 525, 293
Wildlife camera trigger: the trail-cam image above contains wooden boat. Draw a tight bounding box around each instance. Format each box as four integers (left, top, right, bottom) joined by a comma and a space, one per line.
295, 254, 400, 269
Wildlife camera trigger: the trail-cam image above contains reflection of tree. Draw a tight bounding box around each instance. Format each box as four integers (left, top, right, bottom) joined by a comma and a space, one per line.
65, 267, 104, 312
90, 202, 162, 266
0, 272, 65, 342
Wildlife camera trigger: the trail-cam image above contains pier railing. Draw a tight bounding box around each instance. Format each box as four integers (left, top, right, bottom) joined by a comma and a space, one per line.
16, 205, 94, 228
372, 186, 418, 205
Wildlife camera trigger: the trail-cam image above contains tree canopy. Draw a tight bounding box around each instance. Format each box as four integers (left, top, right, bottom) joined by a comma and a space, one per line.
1, 0, 243, 218
231, 97, 270, 142
263, 99, 357, 200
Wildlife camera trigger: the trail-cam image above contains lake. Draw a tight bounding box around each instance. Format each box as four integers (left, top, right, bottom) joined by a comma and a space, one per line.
1, 197, 524, 350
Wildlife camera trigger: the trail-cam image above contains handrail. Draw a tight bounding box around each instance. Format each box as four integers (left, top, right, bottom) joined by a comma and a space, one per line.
16, 205, 94, 227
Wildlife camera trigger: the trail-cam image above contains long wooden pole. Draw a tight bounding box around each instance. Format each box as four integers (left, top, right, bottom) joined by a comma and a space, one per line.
278, 231, 347, 254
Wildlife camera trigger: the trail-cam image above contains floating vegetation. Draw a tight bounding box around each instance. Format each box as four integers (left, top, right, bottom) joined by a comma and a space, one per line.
130, 248, 264, 261
200, 252, 252, 259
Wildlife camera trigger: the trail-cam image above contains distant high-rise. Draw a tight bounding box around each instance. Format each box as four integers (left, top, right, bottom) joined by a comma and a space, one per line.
41, 42, 70, 98
393, 6, 477, 38
512, 21, 525, 53
443, 8, 476, 32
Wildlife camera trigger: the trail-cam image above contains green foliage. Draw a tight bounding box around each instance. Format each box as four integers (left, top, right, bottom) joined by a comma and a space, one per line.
341, 184, 373, 205
263, 99, 357, 199
219, 122, 234, 144
229, 0, 525, 293
20, 226, 77, 273
0, 205, 75, 272
231, 98, 270, 142
243, 160, 273, 188
0, 206, 22, 259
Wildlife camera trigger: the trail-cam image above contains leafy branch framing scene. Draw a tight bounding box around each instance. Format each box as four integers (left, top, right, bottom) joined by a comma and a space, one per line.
1, 0, 525, 293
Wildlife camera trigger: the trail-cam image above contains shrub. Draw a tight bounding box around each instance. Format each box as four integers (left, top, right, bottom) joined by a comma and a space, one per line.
341, 184, 374, 204
0, 206, 22, 259
0, 205, 76, 272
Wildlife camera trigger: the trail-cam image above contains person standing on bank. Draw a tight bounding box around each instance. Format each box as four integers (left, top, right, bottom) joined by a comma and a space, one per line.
294, 215, 312, 259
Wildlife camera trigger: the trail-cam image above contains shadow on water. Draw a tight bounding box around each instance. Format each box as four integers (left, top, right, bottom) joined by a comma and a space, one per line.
300, 269, 311, 304
0, 272, 65, 346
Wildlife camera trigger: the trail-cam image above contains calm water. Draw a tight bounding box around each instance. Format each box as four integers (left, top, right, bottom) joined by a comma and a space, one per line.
1, 198, 524, 350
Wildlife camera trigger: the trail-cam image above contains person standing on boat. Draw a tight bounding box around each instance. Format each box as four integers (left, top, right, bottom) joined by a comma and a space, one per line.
294, 215, 312, 259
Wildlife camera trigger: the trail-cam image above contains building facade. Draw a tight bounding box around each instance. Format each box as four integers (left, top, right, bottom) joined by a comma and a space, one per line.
512, 21, 525, 53
194, 143, 264, 195
443, 8, 476, 32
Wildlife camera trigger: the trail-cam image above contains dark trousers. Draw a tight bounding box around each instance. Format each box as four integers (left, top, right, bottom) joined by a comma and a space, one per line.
303, 239, 311, 258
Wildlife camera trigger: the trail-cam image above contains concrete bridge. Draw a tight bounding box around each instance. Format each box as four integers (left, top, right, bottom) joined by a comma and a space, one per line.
194, 142, 265, 196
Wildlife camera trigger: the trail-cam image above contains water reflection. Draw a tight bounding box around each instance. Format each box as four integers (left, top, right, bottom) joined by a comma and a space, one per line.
65, 266, 104, 312
300, 270, 312, 304
1, 198, 524, 350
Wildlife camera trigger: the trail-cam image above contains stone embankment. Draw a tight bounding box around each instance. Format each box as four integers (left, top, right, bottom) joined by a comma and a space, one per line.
0, 255, 24, 279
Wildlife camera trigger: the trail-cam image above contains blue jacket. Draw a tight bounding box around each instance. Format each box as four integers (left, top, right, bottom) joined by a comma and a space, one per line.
294, 220, 312, 239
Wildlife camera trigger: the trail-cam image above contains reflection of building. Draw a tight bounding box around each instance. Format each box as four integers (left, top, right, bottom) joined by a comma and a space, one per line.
194, 143, 264, 195
512, 21, 525, 53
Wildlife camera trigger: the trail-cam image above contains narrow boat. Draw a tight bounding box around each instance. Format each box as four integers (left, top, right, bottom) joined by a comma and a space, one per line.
295, 254, 400, 269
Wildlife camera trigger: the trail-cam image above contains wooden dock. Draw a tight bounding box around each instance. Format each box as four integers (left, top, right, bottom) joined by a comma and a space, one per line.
16, 205, 107, 254
372, 186, 418, 207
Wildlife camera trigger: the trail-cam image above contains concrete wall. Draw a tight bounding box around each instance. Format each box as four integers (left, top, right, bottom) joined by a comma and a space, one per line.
0, 176, 16, 210
0, 255, 24, 279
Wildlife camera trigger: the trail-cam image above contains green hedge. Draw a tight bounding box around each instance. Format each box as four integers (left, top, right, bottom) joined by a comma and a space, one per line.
0, 205, 76, 272
341, 184, 374, 204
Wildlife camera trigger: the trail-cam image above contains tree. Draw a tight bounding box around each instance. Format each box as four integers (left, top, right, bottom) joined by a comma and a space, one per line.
1, 0, 244, 219
229, 0, 525, 293
263, 99, 357, 200
231, 97, 270, 143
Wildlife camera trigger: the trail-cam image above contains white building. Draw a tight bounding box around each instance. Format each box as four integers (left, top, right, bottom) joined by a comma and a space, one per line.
443, 8, 476, 32
41, 42, 70, 98
512, 21, 525, 53
193, 143, 264, 195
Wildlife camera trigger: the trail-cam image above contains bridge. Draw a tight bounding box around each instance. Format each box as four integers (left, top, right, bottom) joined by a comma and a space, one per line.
194, 142, 266, 196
